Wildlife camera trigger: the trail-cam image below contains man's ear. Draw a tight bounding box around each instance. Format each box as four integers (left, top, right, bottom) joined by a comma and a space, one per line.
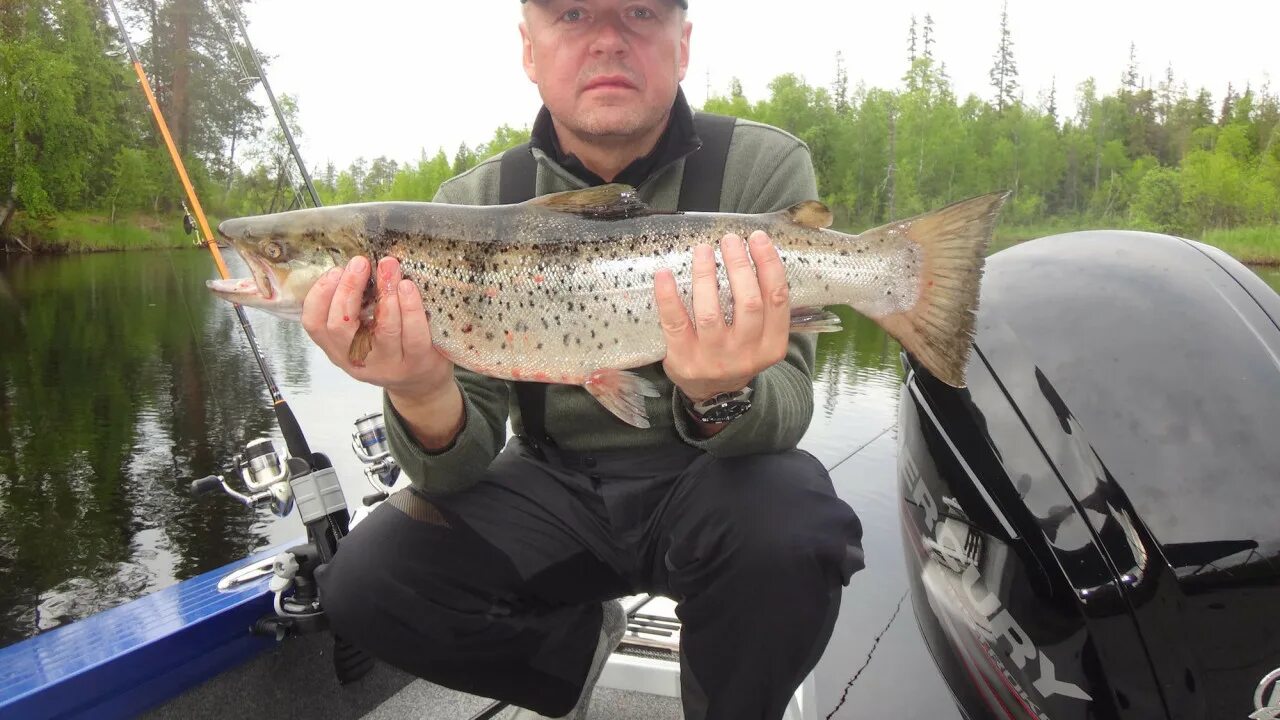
520, 22, 538, 83
676, 20, 691, 82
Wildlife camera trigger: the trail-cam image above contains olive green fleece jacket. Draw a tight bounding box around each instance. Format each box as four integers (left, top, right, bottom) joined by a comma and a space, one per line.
384, 115, 822, 494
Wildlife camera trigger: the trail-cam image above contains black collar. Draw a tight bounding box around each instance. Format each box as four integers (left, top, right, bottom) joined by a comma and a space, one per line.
530, 86, 702, 188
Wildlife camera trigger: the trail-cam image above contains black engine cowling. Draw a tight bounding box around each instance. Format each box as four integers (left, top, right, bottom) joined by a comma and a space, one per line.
897, 229, 1280, 720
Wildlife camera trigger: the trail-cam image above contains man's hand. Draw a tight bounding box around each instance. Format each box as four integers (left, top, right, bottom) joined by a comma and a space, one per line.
302, 255, 450, 396
302, 255, 463, 449
654, 230, 791, 406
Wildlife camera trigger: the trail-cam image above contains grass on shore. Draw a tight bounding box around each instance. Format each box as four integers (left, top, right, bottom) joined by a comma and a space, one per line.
3, 211, 217, 253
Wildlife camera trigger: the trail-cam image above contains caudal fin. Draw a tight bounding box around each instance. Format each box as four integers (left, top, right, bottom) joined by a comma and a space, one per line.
873, 191, 1010, 387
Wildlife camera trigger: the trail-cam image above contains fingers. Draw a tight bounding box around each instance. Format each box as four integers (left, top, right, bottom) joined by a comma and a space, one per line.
720, 233, 763, 342
748, 230, 791, 360
370, 257, 404, 365
654, 268, 696, 358
327, 256, 369, 336
302, 266, 341, 339
689, 243, 727, 345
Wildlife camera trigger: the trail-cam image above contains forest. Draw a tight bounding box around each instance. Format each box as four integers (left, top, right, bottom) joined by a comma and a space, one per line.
2, 1, 1277, 261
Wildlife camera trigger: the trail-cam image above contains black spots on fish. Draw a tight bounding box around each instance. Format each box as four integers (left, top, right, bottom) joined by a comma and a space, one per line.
554, 314, 561, 324
857, 248, 864, 254
541, 317, 549, 330
597, 342, 604, 350
590, 329, 596, 339
461, 323, 474, 334
485, 331, 495, 341
566, 300, 574, 313
497, 312, 504, 323
563, 333, 571, 347
825, 284, 831, 292
603, 320, 611, 329
441, 329, 450, 338
839, 250, 849, 257
515, 321, 529, 332
500, 342, 506, 350
579, 302, 587, 312
613, 337, 620, 345
447, 312, 455, 321
575, 337, 582, 347
611, 302, 618, 313
536, 342, 544, 350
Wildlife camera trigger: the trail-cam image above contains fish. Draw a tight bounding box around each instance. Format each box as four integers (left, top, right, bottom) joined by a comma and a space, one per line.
208, 185, 1009, 428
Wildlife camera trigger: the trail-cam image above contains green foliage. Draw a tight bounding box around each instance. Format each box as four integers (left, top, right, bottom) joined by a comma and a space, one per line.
1130, 166, 1185, 234
4, 0, 1276, 264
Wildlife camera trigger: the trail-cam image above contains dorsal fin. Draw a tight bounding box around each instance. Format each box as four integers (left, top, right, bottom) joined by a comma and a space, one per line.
524, 183, 653, 220
784, 200, 833, 229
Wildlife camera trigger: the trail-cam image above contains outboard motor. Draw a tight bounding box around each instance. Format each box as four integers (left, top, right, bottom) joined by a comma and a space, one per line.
896, 230, 1280, 720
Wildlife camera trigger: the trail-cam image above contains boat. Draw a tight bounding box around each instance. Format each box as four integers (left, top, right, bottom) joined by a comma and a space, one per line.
3, 226, 1277, 719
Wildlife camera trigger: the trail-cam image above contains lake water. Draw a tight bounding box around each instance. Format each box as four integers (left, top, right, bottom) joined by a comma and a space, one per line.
0, 244, 1276, 715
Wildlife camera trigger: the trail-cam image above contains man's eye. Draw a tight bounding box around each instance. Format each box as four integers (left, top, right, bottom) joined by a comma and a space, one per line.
629, 7, 653, 19
562, 8, 583, 21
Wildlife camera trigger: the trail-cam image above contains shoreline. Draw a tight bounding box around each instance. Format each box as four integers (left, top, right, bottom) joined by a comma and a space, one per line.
4, 212, 1278, 268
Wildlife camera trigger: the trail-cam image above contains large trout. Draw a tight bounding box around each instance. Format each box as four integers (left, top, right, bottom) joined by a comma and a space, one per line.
208, 185, 1008, 428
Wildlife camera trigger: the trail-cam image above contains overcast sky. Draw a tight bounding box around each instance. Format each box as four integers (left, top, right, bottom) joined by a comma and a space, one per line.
235, 0, 1278, 172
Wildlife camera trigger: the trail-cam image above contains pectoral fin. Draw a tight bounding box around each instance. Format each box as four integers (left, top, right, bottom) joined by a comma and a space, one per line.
583, 368, 661, 428
348, 320, 375, 366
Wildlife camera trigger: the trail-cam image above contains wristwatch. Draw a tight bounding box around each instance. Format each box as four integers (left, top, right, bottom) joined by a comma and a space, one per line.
683, 387, 754, 424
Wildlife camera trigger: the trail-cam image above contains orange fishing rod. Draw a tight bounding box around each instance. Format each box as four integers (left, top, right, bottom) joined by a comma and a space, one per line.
104, 0, 313, 460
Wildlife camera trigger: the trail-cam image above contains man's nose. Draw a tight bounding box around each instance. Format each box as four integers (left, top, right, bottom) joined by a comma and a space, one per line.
588, 16, 629, 56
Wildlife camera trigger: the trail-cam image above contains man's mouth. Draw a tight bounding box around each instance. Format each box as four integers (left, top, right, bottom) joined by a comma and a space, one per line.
584, 75, 636, 91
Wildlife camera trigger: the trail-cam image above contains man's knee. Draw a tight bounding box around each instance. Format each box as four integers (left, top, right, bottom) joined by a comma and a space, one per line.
691, 450, 865, 585
314, 496, 489, 649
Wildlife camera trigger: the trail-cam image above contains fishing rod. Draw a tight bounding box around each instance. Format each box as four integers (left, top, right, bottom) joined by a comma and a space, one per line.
218, 0, 322, 209
104, 0, 375, 684
103, 0, 312, 460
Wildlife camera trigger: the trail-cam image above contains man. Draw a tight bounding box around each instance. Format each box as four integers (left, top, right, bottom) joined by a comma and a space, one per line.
306, 1, 864, 718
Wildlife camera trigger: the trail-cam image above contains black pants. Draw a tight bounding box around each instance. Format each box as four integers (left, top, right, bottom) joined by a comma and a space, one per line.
314, 438, 864, 719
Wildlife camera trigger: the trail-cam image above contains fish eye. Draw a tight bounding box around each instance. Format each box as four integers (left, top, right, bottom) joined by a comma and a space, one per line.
264, 241, 284, 260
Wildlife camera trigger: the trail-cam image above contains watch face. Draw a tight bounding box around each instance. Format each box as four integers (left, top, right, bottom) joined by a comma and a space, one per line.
701, 399, 751, 423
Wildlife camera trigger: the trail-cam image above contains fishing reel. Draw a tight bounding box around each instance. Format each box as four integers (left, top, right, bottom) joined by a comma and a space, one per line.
190, 437, 297, 517
191, 435, 347, 637
350, 412, 401, 507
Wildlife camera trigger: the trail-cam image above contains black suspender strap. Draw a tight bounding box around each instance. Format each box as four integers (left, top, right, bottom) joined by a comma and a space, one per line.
498, 142, 538, 204
679, 112, 737, 212
497, 113, 737, 456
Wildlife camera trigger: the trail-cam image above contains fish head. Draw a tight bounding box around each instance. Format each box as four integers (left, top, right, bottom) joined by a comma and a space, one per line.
206, 208, 368, 320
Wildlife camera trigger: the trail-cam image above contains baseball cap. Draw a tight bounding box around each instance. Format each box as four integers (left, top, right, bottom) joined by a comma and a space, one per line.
521, 0, 688, 6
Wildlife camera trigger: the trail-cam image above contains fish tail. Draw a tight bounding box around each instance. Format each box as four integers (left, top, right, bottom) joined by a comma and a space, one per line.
874, 191, 1010, 387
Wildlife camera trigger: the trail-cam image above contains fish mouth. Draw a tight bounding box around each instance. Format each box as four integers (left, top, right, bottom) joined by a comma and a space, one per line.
206, 245, 279, 302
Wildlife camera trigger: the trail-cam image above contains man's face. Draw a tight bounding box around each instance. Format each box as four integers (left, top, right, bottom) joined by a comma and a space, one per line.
520, 0, 691, 141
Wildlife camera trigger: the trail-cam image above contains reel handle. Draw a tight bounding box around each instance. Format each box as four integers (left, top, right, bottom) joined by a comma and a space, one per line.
191, 475, 225, 496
